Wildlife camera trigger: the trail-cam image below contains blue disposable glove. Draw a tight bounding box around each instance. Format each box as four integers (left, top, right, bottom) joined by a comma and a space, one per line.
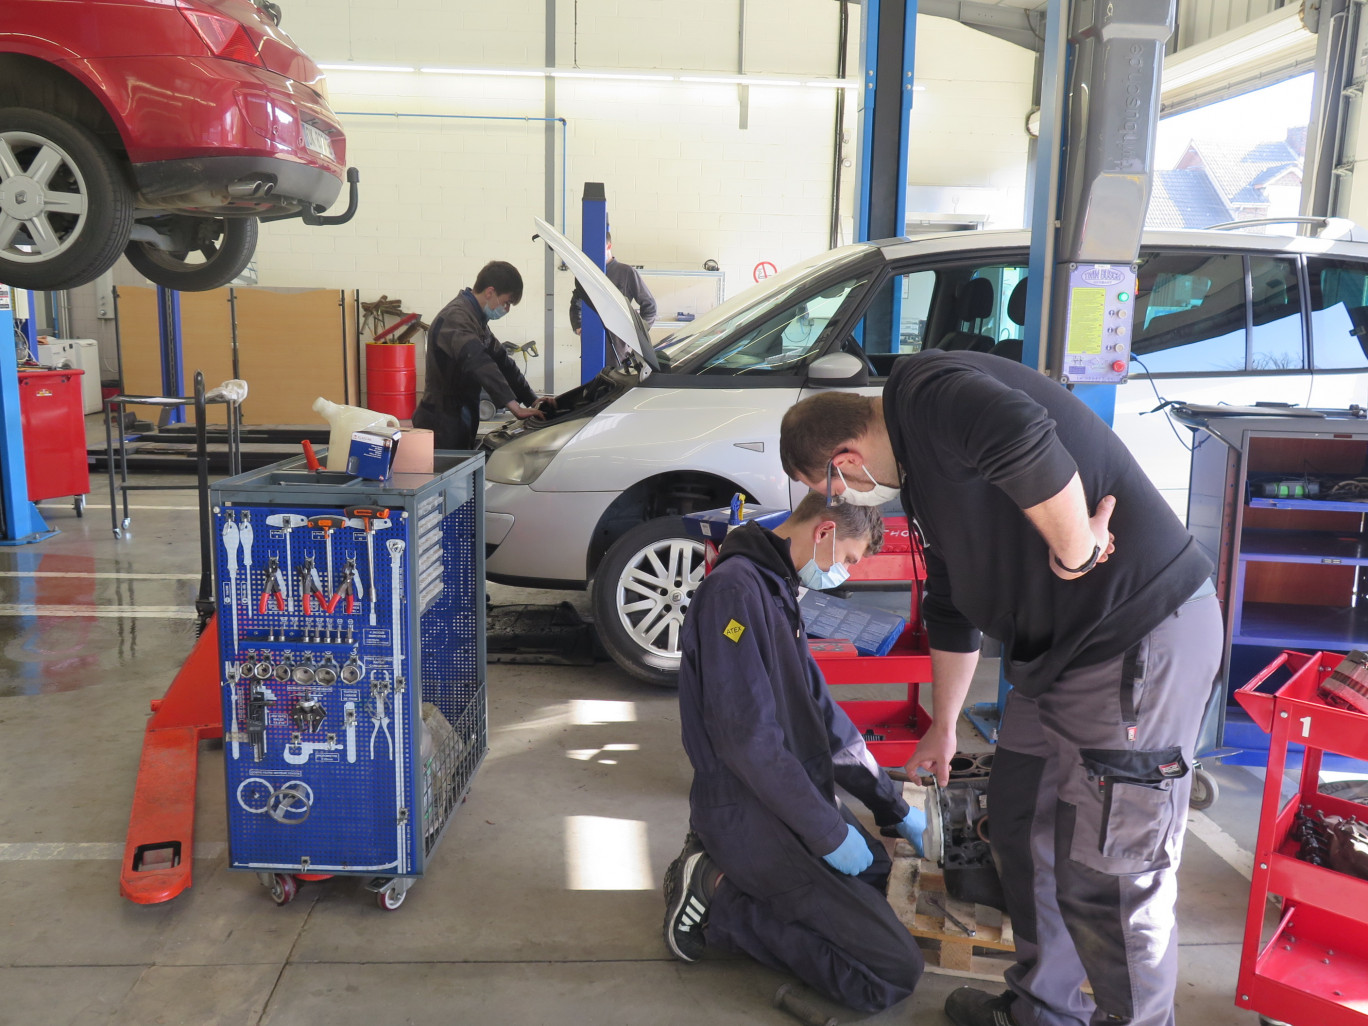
822, 823, 874, 876
895, 806, 927, 857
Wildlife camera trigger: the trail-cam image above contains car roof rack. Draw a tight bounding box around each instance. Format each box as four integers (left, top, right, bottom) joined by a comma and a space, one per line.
1203, 216, 1368, 242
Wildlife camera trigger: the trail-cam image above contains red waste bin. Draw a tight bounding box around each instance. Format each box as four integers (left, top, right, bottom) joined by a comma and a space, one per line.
18, 367, 90, 505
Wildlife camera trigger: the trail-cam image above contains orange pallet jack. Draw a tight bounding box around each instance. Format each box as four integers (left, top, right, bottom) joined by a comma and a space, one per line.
118, 621, 223, 903
118, 372, 243, 904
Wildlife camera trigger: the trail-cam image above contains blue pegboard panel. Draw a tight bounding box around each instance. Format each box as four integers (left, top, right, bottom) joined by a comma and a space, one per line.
210, 454, 485, 896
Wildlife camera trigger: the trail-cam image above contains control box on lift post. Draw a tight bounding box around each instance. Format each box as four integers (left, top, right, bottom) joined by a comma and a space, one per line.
1059, 262, 1137, 385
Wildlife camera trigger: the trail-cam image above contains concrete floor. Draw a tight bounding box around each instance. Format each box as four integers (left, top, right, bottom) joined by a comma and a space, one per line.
0, 461, 1275, 1025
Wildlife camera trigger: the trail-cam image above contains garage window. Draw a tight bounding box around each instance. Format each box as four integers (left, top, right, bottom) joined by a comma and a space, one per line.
1132, 251, 1246, 374
1307, 257, 1368, 369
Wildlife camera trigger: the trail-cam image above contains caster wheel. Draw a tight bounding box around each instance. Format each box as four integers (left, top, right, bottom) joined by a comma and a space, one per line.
74, 495, 85, 517
268, 873, 298, 905
1260, 1017, 1293, 1026
1189, 767, 1219, 811
376, 886, 407, 911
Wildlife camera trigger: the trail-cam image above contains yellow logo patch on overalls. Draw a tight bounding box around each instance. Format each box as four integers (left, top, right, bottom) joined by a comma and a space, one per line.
723, 619, 746, 643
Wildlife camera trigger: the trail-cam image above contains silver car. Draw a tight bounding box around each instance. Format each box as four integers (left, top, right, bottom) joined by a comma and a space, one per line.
483, 218, 1368, 685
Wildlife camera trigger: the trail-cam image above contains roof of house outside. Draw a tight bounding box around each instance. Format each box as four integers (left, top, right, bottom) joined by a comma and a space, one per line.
1148, 167, 1232, 230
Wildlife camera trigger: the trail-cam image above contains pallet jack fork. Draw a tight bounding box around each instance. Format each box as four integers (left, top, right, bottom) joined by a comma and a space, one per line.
119, 618, 223, 904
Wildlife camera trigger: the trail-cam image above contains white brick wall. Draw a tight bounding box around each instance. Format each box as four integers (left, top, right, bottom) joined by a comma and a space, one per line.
96, 3, 1034, 399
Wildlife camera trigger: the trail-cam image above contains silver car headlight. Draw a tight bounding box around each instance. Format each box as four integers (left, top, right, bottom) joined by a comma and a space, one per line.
485, 418, 586, 485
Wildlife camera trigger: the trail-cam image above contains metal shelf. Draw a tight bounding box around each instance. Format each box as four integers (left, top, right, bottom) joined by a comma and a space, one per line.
1239, 528, 1368, 564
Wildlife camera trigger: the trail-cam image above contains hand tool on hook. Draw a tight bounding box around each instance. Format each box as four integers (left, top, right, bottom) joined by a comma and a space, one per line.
308, 514, 347, 593
388, 537, 408, 867
238, 511, 254, 608
222, 516, 241, 655
258, 556, 287, 614
327, 557, 363, 615
369, 681, 392, 760
298, 557, 326, 615
344, 506, 391, 625
265, 513, 309, 613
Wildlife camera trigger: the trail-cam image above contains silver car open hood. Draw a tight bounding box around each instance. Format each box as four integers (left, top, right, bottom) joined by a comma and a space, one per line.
533, 217, 657, 373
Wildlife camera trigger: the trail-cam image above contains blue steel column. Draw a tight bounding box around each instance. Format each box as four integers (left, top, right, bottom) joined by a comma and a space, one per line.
854, 0, 916, 356
579, 182, 608, 384
0, 284, 54, 543
157, 286, 185, 423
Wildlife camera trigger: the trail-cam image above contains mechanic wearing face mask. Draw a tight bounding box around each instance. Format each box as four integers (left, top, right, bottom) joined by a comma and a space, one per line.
778, 349, 1221, 1026
663, 490, 926, 1013
412, 260, 554, 450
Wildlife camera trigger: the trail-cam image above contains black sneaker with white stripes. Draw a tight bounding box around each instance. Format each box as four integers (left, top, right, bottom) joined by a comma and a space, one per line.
945, 988, 1020, 1026
662, 832, 714, 963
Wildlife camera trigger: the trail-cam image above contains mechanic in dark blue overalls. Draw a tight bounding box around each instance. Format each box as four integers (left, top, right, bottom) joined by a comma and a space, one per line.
663, 491, 926, 1013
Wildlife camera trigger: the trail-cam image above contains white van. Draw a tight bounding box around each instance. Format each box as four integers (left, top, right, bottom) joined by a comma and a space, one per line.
482, 219, 1368, 684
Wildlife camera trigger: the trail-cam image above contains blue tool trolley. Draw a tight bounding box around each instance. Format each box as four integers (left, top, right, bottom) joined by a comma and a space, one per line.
210, 452, 485, 910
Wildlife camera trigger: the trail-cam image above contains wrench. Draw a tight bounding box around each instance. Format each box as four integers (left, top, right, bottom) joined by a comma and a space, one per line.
238, 512, 254, 608
344, 700, 357, 763
388, 537, 408, 868
222, 517, 241, 654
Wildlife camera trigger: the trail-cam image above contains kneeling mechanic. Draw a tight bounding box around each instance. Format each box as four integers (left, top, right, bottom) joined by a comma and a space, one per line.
663, 491, 926, 1013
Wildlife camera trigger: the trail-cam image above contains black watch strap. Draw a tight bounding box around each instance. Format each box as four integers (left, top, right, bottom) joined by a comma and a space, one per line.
1054, 543, 1102, 575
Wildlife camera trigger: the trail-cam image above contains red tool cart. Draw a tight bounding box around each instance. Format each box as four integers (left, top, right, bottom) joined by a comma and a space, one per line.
18, 367, 89, 515
812, 515, 932, 767
1234, 650, 1368, 1026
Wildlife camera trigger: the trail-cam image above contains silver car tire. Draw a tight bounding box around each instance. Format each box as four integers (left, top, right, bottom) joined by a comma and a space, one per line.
592, 516, 707, 688
0, 107, 134, 291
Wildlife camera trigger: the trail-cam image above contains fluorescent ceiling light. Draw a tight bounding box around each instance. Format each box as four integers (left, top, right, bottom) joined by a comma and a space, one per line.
680, 75, 803, 87
805, 79, 862, 89
421, 66, 544, 77
318, 63, 415, 73
551, 69, 675, 81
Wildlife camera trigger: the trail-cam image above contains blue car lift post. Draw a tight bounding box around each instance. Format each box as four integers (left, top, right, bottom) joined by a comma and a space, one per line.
579, 182, 609, 384
0, 284, 56, 545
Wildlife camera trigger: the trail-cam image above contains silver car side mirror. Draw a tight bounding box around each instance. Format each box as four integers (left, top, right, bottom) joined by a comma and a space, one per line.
807, 352, 868, 384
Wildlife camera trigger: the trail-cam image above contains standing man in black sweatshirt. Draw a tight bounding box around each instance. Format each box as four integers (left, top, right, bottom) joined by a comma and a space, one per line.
413, 260, 551, 450
779, 350, 1221, 1026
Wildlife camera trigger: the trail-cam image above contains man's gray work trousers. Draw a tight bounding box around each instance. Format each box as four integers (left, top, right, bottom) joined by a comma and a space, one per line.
989, 593, 1222, 1026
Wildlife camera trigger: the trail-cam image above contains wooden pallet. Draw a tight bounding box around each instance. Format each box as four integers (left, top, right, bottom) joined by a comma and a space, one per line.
887, 839, 1015, 979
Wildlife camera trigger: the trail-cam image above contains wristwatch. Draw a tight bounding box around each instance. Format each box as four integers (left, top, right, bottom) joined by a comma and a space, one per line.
1053, 543, 1102, 575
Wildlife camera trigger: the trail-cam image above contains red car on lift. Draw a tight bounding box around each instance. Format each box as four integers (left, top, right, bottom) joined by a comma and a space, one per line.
0, 0, 358, 292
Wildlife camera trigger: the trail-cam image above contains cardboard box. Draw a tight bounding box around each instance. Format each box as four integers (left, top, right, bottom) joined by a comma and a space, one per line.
347, 427, 402, 480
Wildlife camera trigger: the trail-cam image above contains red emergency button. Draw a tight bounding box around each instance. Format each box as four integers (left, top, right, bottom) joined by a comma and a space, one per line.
1111, 360, 1126, 373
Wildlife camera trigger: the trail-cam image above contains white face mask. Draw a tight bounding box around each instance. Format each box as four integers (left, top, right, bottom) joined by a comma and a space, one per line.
832, 464, 900, 507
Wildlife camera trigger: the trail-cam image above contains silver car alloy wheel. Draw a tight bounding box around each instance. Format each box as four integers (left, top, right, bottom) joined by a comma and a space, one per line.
0, 130, 89, 263
614, 535, 707, 661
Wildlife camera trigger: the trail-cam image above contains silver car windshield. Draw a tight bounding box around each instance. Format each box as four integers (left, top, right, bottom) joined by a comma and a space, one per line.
655, 245, 878, 370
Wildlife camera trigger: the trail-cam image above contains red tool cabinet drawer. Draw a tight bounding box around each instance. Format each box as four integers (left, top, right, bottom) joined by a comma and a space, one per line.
18, 368, 90, 502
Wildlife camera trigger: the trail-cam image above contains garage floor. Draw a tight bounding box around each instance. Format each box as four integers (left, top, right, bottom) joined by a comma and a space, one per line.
0, 469, 1273, 1026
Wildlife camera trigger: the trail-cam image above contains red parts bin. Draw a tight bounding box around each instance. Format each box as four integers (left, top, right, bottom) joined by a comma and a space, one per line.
1233, 649, 1368, 1026
18, 367, 90, 502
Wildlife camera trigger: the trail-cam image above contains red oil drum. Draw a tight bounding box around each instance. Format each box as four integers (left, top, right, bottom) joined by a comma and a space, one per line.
365, 342, 416, 419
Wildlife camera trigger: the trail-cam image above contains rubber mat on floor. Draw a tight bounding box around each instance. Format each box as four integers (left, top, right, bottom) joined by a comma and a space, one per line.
487, 602, 597, 665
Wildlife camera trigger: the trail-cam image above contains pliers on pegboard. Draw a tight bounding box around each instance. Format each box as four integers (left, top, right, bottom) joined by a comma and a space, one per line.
326, 557, 363, 615
298, 557, 327, 615
370, 682, 393, 760
257, 556, 287, 614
